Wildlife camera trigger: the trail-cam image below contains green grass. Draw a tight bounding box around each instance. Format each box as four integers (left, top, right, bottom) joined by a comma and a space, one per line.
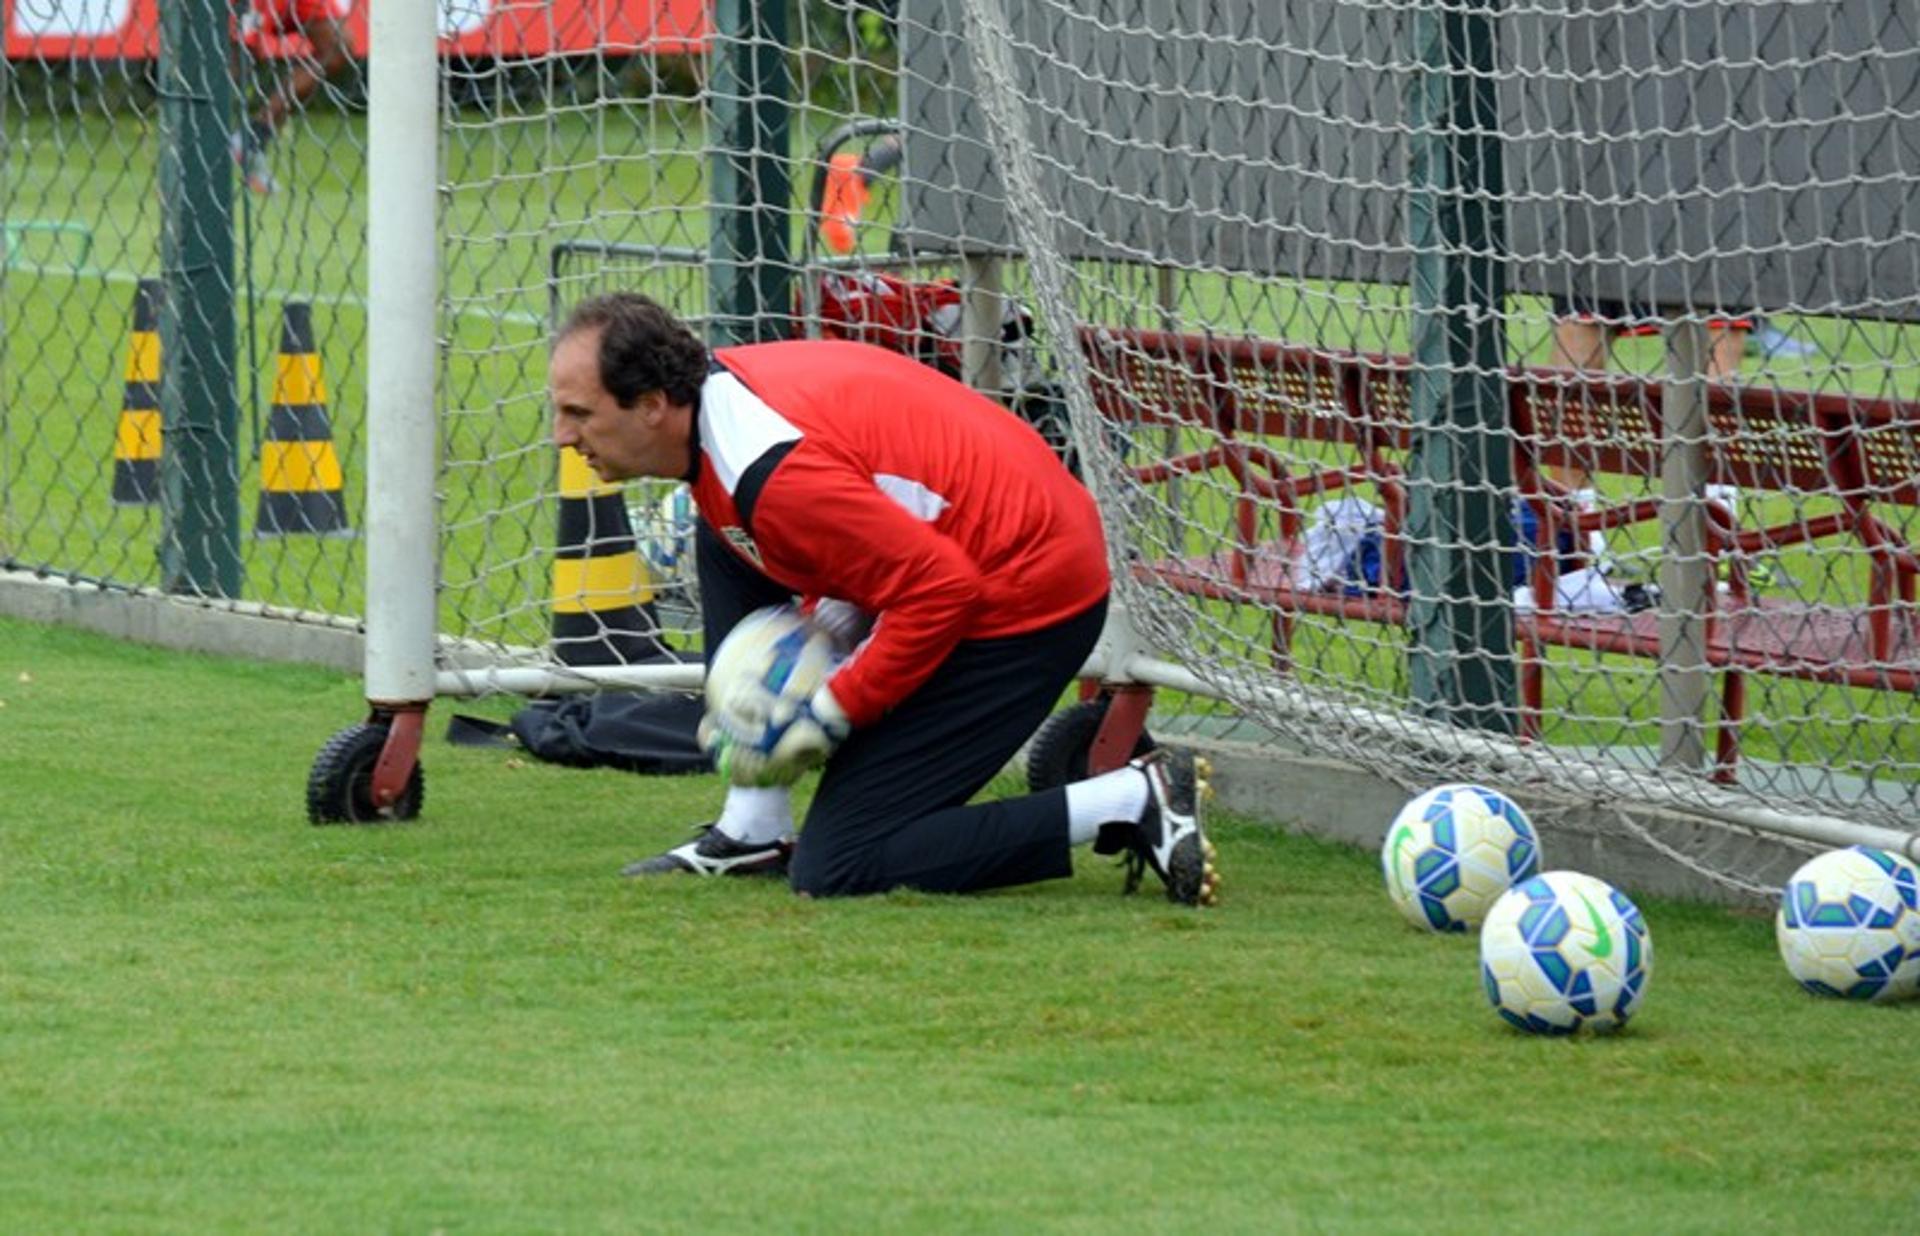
4, 614, 1919, 1232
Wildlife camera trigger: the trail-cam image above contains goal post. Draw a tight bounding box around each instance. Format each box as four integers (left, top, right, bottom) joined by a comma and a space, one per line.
334, 1, 1919, 867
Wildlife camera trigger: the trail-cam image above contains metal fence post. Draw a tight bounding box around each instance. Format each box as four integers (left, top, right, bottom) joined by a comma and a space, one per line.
709, 0, 793, 346
1405, 0, 1516, 734
157, 0, 241, 597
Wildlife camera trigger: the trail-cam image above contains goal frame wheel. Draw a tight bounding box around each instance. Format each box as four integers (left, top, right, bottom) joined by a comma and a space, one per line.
307, 716, 426, 824
1026, 690, 1156, 793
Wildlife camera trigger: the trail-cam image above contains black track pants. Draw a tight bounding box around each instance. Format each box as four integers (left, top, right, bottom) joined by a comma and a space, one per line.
695, 519, 1105, 897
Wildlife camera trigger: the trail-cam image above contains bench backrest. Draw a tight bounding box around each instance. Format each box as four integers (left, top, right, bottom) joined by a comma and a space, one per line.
1080, 326, 1920, 506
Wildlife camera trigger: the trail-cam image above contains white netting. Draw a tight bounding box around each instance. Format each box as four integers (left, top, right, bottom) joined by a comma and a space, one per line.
420, 1, 1917, 859
932, 0, 1919, 849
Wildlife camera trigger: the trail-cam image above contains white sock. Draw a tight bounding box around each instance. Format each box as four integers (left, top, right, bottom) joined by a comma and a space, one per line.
713, 786, 793, 845
1064, 767, 1150, 845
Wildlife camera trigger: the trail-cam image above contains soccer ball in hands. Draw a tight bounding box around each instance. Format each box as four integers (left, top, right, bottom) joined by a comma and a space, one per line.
1775, 846, 1920, 1002
1480, 870, 1652, 1035
701, 605, 845, 786
1381, 783, 1541, 932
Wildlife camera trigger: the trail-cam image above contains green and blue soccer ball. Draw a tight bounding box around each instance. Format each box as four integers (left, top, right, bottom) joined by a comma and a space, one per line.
1381, 783, 1540, 932
1480, 870, 1652, 1035
1775, 846, 1920, 1002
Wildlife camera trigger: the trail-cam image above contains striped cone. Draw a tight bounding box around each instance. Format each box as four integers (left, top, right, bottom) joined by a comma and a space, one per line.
255, 302, 351, 537
551, 448, 670, 665
111, 278, 163, 505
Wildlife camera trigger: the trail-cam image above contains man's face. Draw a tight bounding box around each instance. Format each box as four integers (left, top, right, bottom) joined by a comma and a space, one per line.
548, 328, 690, 482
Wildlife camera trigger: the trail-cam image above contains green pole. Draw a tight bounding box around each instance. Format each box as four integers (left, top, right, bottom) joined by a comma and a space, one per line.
1404, 0, 1514, 734
158, 0, 241, 597
708, 0, 793, 346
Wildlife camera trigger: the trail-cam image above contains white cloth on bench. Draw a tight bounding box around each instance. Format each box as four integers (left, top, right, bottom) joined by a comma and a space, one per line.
1294, 496, 1385, 591
1513, 565, 1629, 615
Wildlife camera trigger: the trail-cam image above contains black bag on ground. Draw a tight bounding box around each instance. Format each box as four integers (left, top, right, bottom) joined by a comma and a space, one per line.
448, 692, 710, 775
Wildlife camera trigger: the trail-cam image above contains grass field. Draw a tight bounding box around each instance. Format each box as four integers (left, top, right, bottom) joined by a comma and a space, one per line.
3, 614, 1919, 1232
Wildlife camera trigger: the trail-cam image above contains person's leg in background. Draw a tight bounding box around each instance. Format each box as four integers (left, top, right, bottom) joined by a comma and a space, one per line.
1546, 297, 1617, 567
1707, 321, 1749, 379
234, 10, 353, 195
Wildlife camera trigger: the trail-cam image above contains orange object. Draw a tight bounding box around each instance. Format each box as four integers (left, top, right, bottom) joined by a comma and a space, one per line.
819, 152, 871, 255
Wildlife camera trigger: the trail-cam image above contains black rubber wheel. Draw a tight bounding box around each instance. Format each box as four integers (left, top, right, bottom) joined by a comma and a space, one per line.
1026, 697, 1156, 793
307, 722, 425, 824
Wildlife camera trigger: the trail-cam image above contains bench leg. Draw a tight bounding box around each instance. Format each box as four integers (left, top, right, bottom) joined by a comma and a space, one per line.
1713, 669, 1745, 784
1270, 609, 1294, 675
1517, 635, 1542, 742
1870, 554, 1893, 663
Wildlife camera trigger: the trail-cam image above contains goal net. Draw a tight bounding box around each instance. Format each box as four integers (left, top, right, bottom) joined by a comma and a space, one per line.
424, 1, 1918, 867
908, 0, 1920, 858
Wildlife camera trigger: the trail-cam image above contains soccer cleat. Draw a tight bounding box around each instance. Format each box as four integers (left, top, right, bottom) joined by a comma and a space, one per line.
622, 823, 793, 878
1108, 750, 1219, 906
231, 131, 276, 196
1752, 323, 1819, 360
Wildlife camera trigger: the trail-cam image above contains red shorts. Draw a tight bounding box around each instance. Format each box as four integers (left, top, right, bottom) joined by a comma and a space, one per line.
245, 0, 347, 40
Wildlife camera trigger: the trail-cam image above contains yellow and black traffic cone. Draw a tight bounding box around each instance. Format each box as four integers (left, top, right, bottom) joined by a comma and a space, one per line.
255, 301, 350, 537
111, 278, 163, 505
551, 448, 671, 665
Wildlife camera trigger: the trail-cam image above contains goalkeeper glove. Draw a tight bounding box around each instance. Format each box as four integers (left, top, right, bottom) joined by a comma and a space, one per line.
700, 684, 851, 787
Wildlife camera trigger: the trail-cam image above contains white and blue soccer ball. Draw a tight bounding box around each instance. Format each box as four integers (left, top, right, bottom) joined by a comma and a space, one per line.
1480, 870, 1652, 1035
1381, 783, 1541, 932
703, 605, 841, 778
1775, 846, 1920, 1003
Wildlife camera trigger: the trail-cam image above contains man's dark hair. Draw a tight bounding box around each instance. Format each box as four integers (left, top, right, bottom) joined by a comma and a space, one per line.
556, 292, 710, 409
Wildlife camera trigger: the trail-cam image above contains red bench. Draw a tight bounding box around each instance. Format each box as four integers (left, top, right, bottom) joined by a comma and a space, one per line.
1079, 326, 1920, 776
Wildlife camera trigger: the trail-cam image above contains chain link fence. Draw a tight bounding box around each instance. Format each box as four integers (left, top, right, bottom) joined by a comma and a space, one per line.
2, 3, 369, 617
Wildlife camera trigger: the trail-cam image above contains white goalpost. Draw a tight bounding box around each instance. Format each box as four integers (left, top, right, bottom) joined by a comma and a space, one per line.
328, 0, 1919, 883
331, 0, 438, 817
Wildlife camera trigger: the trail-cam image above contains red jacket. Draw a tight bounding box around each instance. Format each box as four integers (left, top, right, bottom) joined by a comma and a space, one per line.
689, 340, 1108, 726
